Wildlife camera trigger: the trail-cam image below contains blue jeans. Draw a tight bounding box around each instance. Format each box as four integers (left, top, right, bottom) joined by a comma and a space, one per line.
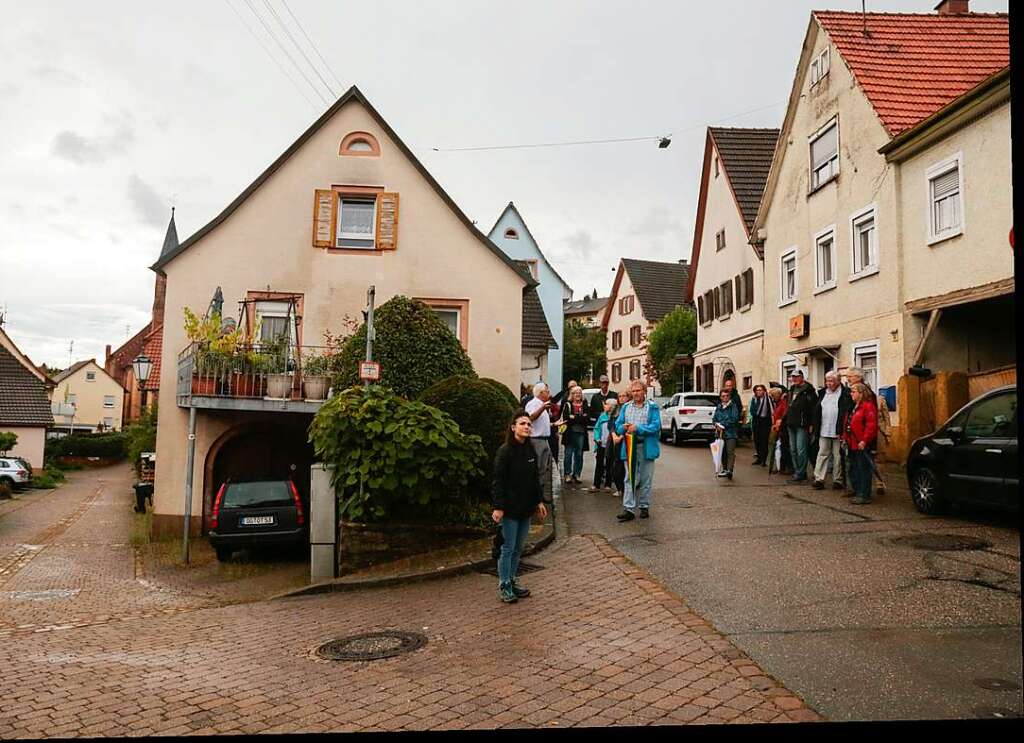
849, 449, 873, 499
623, 457, 655, 511
788, 426, 809, 478
497, 515, 532, 587
563, 431, 585, 478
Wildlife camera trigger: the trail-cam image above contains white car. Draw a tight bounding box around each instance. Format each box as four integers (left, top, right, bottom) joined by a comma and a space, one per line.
659, 392, 722, 445
0, 457, 31, 490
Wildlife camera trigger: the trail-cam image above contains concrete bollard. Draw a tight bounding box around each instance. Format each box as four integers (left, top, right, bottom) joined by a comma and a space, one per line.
309, 463, 338, 581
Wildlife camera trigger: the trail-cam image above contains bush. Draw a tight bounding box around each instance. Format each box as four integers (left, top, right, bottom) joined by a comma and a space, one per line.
331, 296, 476, 400
478, 377, 519, 410
308, 385, 485, 523
0, 431, 17, 455
123, 403, 158, 476
30, 468, 65, 489
46, 432, 128, 459
419, 375, 515, 493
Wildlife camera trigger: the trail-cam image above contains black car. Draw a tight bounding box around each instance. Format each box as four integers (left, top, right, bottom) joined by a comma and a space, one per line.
208, 479, 308, 561
906, 385, 1018, 514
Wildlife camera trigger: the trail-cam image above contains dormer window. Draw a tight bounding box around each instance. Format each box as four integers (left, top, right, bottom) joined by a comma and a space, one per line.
339, 131, 380, 157
504, 228, 519, 239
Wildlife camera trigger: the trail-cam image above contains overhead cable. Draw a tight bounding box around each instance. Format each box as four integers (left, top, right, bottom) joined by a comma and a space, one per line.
241, 0, 331, 105
260, 0, 338, 99
221, 0, 318, 110
280, 0, 346, 92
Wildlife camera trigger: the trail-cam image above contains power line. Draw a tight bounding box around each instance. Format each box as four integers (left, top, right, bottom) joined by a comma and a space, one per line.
221, 0, 319, 110
260, 0, 338, 99
240, 0, 331, 105
280, 0, 346, 92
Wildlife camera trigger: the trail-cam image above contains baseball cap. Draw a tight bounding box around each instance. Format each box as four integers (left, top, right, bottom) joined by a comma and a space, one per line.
789, 368, 804, 378
599, 374, 609, 382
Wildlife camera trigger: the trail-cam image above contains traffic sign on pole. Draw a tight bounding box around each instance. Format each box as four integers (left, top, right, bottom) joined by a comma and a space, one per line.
359, 360, 381, 381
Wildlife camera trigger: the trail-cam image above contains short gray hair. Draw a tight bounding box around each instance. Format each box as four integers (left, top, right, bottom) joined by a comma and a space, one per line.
532, 382, 549, 395
846, 367, 864, 380
825, 370, 838, 380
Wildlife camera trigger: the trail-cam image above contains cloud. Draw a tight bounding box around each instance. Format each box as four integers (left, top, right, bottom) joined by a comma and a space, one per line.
30, 65, 84, 86
629, 204, 685, 238
51, 121, 134, 165
126, 174, 168, 228
560, 229, 599, 259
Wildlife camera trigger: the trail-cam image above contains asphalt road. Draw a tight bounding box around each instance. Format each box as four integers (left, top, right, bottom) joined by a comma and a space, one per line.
561, 437, 1022, 721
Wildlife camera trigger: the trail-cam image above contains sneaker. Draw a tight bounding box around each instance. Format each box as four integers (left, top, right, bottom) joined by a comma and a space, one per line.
851, 496, 872, 505
786, 476, 807, 484
639, 507, 649, 519
571, 476, 582, 484
498, 583, 518, 603
875, 485, 886, 496
716, 471, 727, 478
563, 476, 573, 484
832, 481, 845, 490
603, 485, 615, 492
510, 580, 531, 599
725, 471, 733, 480
616, 510, 636, 522
587, 485, 600, 492
812, 480, 825, 490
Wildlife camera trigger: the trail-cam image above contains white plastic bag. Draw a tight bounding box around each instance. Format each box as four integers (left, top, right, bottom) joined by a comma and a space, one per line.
709, 439, 724, 474
774, 440, 782, 471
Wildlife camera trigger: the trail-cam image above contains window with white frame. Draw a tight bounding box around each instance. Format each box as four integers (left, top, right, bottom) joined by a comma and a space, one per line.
336, 196, 377, 249
715, 229, 726, 251
255, 301, 295, 345
814, 227, 836, 291
629, 359, 641, 380
780, 249, 797, 305
103, 417, 114, 429
433, 308, 460, 338
780, 357, 797, 385
810, 48, 829, 86
850, 206, 878, 277
852, 341, 880, 391
85, 371, 96, 382
927, 154, 963, 243
103, 395, 115, 408
809, 120, 839, 191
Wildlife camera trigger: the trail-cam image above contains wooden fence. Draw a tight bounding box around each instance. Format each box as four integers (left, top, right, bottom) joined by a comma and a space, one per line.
968, 365, 1016, 400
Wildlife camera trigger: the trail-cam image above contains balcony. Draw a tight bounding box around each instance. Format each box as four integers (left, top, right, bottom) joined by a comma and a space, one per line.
176, 342, 333, 414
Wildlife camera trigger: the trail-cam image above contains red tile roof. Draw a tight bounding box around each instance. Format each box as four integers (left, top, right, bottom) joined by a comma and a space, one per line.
814, 10, 1009, 136
141, 324, 163, 391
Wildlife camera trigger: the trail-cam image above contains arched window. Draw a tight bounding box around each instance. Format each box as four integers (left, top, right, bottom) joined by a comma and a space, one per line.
504, 228, 519, 239
339, 131, 380, 157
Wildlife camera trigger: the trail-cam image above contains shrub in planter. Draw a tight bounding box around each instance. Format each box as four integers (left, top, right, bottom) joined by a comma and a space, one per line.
331, 296, 476, 400
308, 385, 484, 523
478, 377, 519, 410
419, 375, 515, 491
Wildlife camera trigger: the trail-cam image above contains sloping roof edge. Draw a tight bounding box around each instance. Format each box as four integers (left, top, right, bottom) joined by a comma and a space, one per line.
600, 261, 627, 330
488, 202, 573, 292
151, 86, 535, 289
0, 326, 52, 387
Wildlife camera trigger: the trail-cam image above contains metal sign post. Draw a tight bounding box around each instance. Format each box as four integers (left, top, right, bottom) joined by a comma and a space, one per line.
182, 407, 197, 564
363, 286, 375, 387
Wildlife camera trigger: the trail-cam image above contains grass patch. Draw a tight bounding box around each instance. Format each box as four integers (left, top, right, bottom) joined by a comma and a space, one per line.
130, 509, 153, 547
29, 467, 66, 489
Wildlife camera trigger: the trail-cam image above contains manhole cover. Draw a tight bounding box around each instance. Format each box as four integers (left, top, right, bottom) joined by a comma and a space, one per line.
974, 678, 1021, 692
315, 631, 427, 661
972, 706, 1022, 719
479, 561, 545, 577
891, 534, 991, 551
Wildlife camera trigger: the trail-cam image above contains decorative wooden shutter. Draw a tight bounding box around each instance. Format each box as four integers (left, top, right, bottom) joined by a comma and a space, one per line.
312, 189, 336, 247
734, 276, 742, 308
375, 192, 400, 250
745, 268, 754, 306
713, 287, 720, 318
697, 296, 705, 324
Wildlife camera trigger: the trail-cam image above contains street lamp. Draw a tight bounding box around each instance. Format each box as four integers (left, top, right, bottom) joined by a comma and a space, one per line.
132, 354, 153, 414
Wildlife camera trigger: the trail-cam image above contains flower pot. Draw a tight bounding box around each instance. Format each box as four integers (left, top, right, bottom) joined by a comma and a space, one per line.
231, 371, 264, 398
266, 373, 291, 399
191, 375, 217, 395
303, 375, 330, 400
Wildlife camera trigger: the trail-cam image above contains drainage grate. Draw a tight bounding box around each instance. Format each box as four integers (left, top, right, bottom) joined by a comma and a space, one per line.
891, 534, 991, 552
315, 630, 427, 661
479, 561, 545, 577
974, 678, 1021, 692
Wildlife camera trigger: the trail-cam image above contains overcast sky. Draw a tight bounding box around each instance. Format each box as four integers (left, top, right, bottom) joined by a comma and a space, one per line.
0, 0, 1008, 368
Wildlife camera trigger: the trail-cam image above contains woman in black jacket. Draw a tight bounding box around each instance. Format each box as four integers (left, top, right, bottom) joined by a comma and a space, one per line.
492, 411, 549, 603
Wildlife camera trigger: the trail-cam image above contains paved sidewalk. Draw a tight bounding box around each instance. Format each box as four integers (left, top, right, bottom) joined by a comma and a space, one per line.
0, 532, 818, 737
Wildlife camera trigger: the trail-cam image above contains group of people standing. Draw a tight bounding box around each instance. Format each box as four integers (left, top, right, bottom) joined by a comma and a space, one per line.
745, 366, 889, 505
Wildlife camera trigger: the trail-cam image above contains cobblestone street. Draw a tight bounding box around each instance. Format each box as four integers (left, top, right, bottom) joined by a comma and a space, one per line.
0, 466, 819, 736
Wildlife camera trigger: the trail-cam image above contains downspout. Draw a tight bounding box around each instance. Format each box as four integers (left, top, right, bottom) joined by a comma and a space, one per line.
182, 406, 196, 563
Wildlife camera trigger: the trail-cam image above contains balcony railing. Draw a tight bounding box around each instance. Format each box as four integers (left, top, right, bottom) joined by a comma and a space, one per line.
176, 342, 335, 412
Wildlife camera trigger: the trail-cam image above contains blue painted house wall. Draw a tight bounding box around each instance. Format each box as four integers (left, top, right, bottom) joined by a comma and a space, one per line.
488, 204, 571, 395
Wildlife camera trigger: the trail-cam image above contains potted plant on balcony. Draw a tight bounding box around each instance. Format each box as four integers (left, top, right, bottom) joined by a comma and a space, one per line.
184, 308, 238, 395
226, 322, 265, 398
301, 350, 332, 401
262, 332, 293, 399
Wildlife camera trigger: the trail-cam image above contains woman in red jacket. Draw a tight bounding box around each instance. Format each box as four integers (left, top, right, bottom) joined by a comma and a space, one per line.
844, 383, 878, 505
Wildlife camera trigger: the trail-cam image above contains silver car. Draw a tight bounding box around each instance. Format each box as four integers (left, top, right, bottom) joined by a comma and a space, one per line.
0, 457, 31, 490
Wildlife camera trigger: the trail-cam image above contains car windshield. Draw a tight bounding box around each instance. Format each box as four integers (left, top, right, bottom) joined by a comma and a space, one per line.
683, 395, 719, 407
222, 481, 293, 508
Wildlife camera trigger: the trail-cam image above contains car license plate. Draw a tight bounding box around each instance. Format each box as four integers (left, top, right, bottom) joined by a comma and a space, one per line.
698, 424, 712, 430
240, 516, 275, 526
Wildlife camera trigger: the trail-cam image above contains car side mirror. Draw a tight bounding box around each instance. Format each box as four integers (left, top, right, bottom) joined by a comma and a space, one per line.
946, 426, 964, 443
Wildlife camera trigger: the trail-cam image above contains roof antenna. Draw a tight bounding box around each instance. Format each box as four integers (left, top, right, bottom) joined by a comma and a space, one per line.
862, 0, 869, 37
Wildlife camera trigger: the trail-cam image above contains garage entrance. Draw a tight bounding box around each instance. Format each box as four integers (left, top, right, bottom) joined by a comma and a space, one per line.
202, 418, 315, 532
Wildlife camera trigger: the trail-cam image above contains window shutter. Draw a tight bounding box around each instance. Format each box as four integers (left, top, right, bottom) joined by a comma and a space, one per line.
932, 167, 959, 199
734, 276, 742, 308
811, 124, 838, 169
713, 287, 720, 318
745, 268, 754, 306
312, 189, 336, 247
375, 192, 400, 250
697, 296, 705, 324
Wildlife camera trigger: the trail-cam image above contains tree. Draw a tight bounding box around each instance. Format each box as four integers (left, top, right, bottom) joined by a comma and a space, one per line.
645, 306, 697, 393
0, 432, 17, 454
562, 319, 606, 388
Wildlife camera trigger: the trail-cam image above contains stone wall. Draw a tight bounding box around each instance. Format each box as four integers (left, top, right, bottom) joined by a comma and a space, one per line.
339, 521, 488, 572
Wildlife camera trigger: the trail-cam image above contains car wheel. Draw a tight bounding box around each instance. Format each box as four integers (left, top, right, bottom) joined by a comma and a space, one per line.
671, 422, 683, 447
0, 476, 14, 489
215, 546, 233, 562
910, 466, 946, 515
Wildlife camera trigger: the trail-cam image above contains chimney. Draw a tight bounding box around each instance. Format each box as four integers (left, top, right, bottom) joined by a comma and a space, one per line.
105, 344, 111, 363
934, 0, 969, 14
151, 273, 167, 328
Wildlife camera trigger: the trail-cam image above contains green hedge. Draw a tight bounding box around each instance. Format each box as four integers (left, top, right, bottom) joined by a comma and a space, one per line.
478, 377, 519, 410
331, 296, 476, 400
46, 432, 128, 460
